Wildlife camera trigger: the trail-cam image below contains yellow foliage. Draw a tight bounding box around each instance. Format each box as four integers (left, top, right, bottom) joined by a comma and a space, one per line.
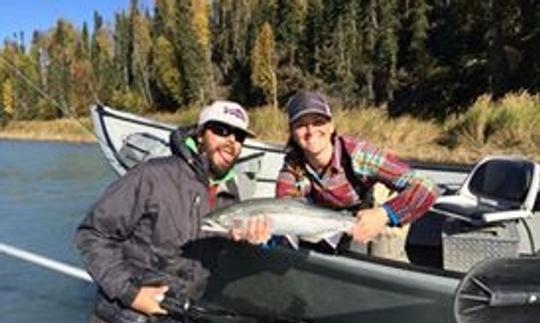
251, 23, 277, 107
192, 0, 211, 51
2, 79, 14, 116
154, 36, 183, 103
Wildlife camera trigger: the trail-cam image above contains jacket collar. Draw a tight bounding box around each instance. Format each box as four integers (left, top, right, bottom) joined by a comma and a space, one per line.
169, 125, 236, 187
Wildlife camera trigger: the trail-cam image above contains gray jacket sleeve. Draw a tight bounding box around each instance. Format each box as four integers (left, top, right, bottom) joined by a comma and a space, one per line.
74, 165, 150, 306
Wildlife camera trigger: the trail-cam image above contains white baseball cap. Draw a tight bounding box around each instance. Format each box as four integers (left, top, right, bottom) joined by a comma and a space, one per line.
198, 100, 255, 137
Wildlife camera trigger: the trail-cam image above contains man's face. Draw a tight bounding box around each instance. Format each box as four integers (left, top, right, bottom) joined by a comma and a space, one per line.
291, 113, 334, 157
199, 122, 246, 177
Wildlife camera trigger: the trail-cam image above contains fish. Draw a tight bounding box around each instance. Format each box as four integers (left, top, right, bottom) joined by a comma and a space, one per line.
201, 197, 356, 249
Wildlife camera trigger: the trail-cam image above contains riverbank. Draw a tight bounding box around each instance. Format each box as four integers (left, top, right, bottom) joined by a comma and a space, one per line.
0, 119, 95, 143
1, 99, 539, 164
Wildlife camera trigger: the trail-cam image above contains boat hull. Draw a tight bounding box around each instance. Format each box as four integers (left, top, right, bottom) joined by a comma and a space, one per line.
202, 243, 460, 322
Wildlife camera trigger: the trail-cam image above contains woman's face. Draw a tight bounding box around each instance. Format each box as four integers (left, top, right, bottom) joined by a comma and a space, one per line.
291, 113, 334, 158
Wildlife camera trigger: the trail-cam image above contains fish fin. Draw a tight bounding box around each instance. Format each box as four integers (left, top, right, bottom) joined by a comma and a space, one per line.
300, 232, 344, 249
284, 235, 299, 250
322, 232, 344, 249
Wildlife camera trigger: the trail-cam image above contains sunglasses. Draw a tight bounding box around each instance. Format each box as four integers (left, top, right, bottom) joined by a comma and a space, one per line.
205, 122, 247, 143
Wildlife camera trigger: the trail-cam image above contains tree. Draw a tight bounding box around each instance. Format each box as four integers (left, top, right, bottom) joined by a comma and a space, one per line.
2, 79, 14, 117
402, 0, 431, 80
153, 35, 183, 106
173, 0, 210, 105
373, 0, 399, 102
131, 4, 154, 109
114, 12, 134, 90
275, 0, 307, 66
153, 0, 176, 39
251, 22, 277, 108
192, 0, 215, 99
46, 19, 79, 119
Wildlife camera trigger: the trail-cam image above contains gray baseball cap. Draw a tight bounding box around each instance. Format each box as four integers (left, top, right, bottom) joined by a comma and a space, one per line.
286, 91, 332, 124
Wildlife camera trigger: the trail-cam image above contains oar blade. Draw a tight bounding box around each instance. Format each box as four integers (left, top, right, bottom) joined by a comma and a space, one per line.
454, 257, 540, 323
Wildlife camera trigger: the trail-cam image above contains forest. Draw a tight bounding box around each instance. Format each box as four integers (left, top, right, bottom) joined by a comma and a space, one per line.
0, 0, 539, 125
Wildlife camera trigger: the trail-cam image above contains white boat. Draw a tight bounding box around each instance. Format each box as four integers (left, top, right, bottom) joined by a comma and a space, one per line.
90, 105, 540, 323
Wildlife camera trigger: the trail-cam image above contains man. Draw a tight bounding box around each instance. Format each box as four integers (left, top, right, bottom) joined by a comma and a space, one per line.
75, 100, 261, 323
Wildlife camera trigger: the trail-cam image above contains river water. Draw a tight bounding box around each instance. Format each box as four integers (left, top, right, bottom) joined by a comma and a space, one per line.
0, 140, 115, 323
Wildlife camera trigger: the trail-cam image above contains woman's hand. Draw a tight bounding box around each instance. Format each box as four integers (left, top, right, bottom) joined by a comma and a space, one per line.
230, 215, 272, 244
351, 207, 389, 244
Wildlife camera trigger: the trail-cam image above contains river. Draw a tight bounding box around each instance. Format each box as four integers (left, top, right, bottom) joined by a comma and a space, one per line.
0, 140, 115, 323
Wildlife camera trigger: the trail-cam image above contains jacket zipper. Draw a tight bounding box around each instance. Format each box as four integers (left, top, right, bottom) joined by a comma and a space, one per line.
192, 193, 201, 239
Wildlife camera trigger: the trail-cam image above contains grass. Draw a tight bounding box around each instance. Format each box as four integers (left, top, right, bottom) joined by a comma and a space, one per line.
1, 92, 539, 164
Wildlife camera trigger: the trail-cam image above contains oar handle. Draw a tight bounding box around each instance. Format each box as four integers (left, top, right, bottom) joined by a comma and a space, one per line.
490, 286, 540, 307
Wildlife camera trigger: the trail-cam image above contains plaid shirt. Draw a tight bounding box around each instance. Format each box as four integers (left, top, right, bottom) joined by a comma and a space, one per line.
275, 135, 438, 226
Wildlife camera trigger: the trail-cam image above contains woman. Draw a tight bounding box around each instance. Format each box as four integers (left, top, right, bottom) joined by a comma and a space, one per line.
275, 91, 439, 251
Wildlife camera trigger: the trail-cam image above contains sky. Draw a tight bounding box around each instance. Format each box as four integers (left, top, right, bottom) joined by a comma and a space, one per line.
1, 0, 153, 45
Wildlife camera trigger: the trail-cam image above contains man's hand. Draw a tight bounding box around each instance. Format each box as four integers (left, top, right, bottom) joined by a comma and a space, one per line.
131, 285, 169, 316
230, 215, 272, 244
351, 207, 389, 244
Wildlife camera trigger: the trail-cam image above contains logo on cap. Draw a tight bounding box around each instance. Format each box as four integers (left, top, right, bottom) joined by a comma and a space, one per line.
223, 106, 246, 122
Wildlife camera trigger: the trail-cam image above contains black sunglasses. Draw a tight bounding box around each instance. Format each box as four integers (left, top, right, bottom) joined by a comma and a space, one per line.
205, 122, 247, 143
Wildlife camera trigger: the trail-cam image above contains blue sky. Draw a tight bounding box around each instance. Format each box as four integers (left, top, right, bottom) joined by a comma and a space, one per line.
1, 0, 153, 44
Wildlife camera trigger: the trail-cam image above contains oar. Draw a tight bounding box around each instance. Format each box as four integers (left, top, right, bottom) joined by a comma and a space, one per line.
0, 242, 92, 283
454, 257, 540, 323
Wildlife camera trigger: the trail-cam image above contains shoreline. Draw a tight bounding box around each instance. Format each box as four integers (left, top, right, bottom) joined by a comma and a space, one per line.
1, 115, 537, 165
0, 132, 96, 144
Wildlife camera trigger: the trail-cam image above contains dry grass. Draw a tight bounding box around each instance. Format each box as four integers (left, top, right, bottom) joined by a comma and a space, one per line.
248, 105, 289, 144
446, 92, 540, 162
1, 92, 539, 164
0, 118, 95, 142
150, 106, 200, 126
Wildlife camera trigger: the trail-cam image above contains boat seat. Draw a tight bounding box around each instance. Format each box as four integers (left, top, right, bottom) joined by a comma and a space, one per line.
118, 132, 171, 169
430, 155, 540, 225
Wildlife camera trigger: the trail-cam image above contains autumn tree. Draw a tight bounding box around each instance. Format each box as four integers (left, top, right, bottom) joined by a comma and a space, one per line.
173, 0, 210, 105
153, 35, 183, 106
251, 22, 277, 108
131, 1, 154, 109
2, 79, 14, 118
90, 11, 116, 103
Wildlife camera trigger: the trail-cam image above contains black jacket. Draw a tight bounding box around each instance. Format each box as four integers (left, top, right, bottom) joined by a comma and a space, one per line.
75, 127, 239, 322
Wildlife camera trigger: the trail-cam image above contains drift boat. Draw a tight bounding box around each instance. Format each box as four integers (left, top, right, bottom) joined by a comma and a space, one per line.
91, 105, 540, 323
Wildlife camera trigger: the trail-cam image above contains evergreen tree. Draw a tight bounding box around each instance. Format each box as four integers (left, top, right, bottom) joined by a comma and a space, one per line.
406, 0, 431, 79
373, 0, 399, 102
301, 0, 324, 75
174, 0, 209, 105
81, 22, 90, 58
90, 15, 116, 103
114, 12, 134, 90
275, 0, 307, 66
